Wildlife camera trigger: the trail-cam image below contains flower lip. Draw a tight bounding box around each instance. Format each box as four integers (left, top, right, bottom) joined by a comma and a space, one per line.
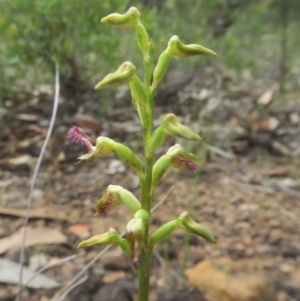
176, 155, 197, 173
67, 126, 94, 152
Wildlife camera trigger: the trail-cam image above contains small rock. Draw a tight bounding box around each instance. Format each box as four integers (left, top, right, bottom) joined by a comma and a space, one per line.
279, 263, 294, 274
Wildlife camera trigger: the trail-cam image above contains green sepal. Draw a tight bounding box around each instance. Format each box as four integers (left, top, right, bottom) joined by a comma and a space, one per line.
129, 75, 147, 105
152, 155, 171, 189
177, 211, 216, 244
101, 7, 140, 28
114, 142, 143, 177
167, 35, 216, 57
135, 22, 150, 57
95, 61, 136, 89
119, 188, 142, 214
147, 126, 167, 155
149, 220, 177, 248
152, 50, 171, 88
78, 228, 127, 250
162, 114, 201, 141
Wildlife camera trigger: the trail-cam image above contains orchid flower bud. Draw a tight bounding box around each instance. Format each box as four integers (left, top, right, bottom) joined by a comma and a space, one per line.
162, 114, 201, 141
101, 7, 140, 28
134, 209, 149, 228
177, 211, 216, 244
95, 185, 141, 216
147, 126, 167, 155
152, 50, 171, 88
167, 144, 198, 173
149, 220, 177, 248
125, 213, 148, 271
95, 61, 136, 89
78, 228, 128, 253
126, 217, 146, 246
167, 35, 216, 58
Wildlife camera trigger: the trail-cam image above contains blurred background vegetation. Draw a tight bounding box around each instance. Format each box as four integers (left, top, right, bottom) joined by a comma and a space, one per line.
0, 0, 299, 109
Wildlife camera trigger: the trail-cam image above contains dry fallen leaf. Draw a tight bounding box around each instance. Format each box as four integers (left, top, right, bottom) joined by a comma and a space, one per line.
258, 89, 273, 105
0, 258, 60, 289
0, 205, 69, 220
0, 226, 67, 254
67, 223, 90, 239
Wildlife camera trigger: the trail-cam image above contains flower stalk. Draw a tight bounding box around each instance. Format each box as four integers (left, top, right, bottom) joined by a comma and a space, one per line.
68, 7, 217, 301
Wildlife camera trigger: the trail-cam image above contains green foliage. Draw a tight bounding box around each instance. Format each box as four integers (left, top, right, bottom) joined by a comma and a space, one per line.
0, 0, 299, 100
0, 0, 132, 94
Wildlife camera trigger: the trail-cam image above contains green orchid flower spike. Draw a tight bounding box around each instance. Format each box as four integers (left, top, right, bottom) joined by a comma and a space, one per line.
68, 7, 217, 301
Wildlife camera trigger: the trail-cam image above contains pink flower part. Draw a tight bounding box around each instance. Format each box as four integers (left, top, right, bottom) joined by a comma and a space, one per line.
95, 195, 114, 217
67, 126, 94, 152
176, 155, 197, 173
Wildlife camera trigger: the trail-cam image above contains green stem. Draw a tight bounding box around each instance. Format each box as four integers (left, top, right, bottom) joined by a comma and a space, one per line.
138, 48, 155, 301
138, 250, 152, 301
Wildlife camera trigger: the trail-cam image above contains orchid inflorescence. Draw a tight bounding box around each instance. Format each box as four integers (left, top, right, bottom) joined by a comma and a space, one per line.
68, 7, 216, 301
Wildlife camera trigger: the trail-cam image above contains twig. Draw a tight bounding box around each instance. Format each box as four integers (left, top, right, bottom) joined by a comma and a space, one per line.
22, 252, 85, 292
153, 250, 190, 287
273, 184, 300, 199
57, 275, 89, 301
51, 185, 175, 301
204, 143, 235, 160
151, 185, 175, 212
16, 63, 60, 301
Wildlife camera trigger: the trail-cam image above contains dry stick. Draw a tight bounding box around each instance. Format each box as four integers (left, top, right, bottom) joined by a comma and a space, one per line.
16, 64, 60, 301
22, 252, 85, 292
51, 185, 175, 301
152, 250, 189, 287
58, 275, 89, 301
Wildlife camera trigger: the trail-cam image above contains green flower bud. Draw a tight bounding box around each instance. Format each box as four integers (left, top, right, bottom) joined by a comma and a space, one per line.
95, 62, 136, 89
147, 126, 167, 155
126, 215, 147, 270
101, 7, 140, 28
167, 144, 198, 173
152, 50, 172, 88
126, 217, 146, 245
149, 220, 177, 248
177, 211, 216, 244
134, 209, 149, 225
95, 185, 141, 216
135, 22, 150, 56
114, 142, 143, 177
162, 114, 201, 141
78, 227, 127, 250
152, 155, 171, 188
167, 35, 216, 57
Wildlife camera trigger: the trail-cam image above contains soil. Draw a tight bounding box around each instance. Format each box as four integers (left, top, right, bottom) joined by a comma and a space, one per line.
0, 73, 300, 301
